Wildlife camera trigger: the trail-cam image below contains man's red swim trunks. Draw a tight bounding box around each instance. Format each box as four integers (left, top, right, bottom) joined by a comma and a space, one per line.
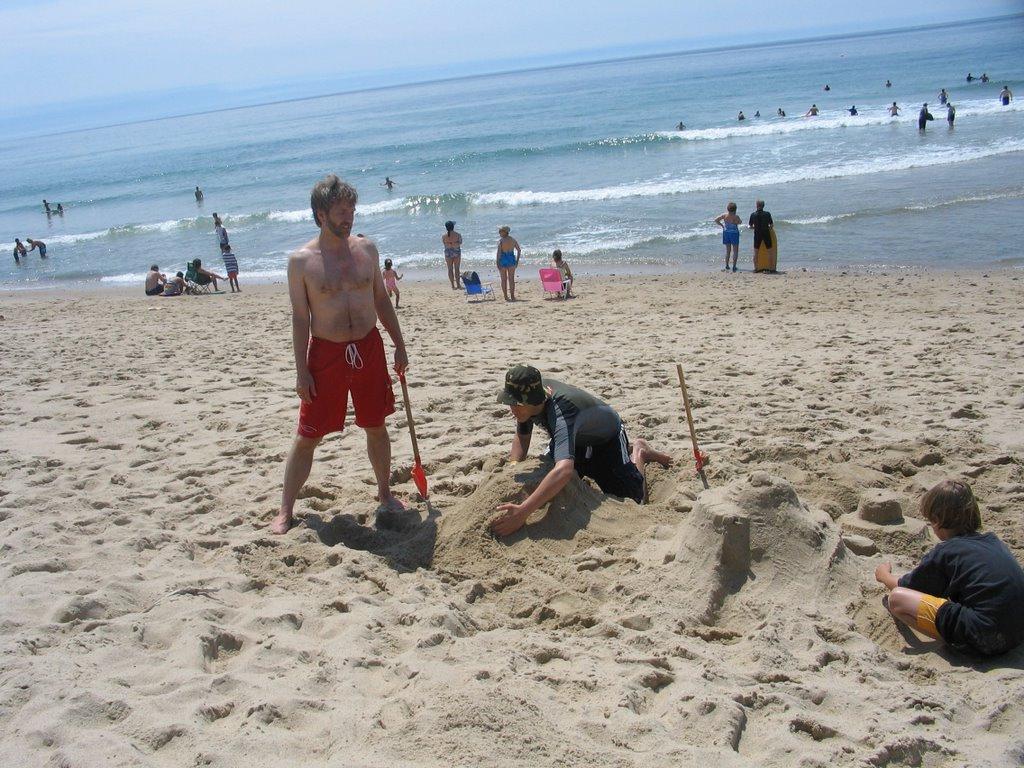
296, 328, 395, 439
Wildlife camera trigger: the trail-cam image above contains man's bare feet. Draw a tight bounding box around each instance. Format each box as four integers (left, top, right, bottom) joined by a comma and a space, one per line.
270, 511, 293, 535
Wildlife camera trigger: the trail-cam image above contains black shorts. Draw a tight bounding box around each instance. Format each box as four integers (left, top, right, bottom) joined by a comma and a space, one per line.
753, 231, 773, 250
575, 426, 644, 503
145, 285, 163, 296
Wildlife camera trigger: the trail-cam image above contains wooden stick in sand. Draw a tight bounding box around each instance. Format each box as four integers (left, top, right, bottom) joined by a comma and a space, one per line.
676, 364, 710, 490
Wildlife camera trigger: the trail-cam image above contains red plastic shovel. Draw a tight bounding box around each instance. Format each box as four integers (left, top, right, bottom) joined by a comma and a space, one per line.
398, 371, 429, 500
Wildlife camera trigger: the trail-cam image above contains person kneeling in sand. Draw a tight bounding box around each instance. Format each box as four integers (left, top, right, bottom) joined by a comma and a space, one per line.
490, 365, 672, 537
163, 271, 186, 296
271, 175, 409, 535
874, 479, 1024, 656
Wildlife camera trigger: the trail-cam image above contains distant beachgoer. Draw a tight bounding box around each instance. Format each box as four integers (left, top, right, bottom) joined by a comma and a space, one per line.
823, 84, 830, 91
13, 238, 27, 262
947, 103, 956, 126
145, 264, 166, 296
676, 121, 686, 130
271, 174, 409, 535
489, 365, 673, 537
777, 107, 786, 117
42, 199, 50, 214
888, 102, 900, 117
918, 103, 934, 131
748, 200, 774, 271
874, 479, 1024, 656
25, 238, 46, 258
938, 88, 948, 105
1000, 86, 1013, 106
213, 213, 229, 251
383, 176, 396, 191
885, 79, 892, 88
754, 110, 760, 118
382, 258, 402, 308
715, 201, 742, 273
966, 72, 974, 82
192, 258, 225, 290
221, 245, 241, 293
737, 111, 745, 122
163, 271, 186, 296
442, 220, 463, 289
805, 104, 819, 117
496, 226, 521, 301
848, 105, 858, 116
552, 249, 574, 297
195, 186, 204, 202
981, 73, 989, 83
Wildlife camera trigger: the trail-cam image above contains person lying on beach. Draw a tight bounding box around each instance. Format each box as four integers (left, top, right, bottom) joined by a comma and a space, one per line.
192, 259, 226, 291
145, 264, 166, 296
163, 272, 186, 296
271, 174, 408, 535
874, 479, 1024, 656
382, 258, 403, 308
489, 366, 672, 537
552, 249, 574, 297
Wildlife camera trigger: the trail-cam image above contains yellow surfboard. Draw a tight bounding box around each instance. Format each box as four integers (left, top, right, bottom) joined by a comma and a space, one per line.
754, 228, 778, 272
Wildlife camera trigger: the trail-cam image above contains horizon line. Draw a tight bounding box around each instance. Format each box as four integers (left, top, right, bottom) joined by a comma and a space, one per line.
15, 11, 1021, 142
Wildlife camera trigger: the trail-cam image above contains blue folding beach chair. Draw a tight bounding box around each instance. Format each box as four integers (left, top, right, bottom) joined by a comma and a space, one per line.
462, 271, 495, 302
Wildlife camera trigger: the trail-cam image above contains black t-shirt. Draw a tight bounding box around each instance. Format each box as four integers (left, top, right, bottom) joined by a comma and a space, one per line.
516, 378, 621, 462
898, 532, 1024, 655
748, 210, 773, 239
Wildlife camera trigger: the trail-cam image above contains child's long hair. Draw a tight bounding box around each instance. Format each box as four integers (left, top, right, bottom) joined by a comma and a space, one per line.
920, 479, 981, 535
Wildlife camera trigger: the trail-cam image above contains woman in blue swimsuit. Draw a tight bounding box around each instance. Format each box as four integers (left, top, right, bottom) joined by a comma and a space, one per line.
496, 226, 521, 301
714, 202, 742, 272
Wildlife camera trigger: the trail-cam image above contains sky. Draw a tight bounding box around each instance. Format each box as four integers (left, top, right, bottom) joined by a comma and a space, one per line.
2, 0, 1021, 136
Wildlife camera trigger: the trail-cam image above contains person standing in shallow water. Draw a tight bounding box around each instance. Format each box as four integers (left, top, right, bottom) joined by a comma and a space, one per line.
442, 220, 463, 289
918, 103, 934, 131
714, 202, 742, 272
748, 200, 774, 271
271, 175, 409, 535
495, 226, 521, 301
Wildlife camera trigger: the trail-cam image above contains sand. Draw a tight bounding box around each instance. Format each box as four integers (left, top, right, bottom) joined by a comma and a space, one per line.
1, 270, 1022, 767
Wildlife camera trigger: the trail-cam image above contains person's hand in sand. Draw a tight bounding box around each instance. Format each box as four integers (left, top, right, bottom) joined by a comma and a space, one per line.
874, 561, 897, 589
490, 366, 672, 538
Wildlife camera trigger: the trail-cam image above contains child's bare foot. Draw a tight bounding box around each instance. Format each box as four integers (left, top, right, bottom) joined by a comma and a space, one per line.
634, 438, 674, 468
269, 511, 293, 534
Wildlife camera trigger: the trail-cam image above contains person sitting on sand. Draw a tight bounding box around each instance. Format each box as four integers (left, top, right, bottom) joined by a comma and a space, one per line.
489, 366, 673, 537
874, 479, 1024, 656
382, 258, 403, 308
193, 258, 226, 291
552, 249, 574, 297
145, 264, 166, 296
163, 271, 186, 296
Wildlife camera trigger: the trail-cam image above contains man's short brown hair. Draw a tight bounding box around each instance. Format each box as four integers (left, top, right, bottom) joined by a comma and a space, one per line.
919, 479, 981, 535
310, 175, 358, 227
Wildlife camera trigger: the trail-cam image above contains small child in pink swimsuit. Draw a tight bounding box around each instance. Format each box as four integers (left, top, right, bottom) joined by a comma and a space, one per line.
382, 259, 403, 308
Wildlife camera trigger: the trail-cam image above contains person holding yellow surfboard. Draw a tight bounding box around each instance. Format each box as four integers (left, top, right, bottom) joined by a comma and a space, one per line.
748, 200, 777, 273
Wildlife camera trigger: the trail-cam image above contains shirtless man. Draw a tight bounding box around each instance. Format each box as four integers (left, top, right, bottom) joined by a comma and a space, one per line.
271, 175, 409, 535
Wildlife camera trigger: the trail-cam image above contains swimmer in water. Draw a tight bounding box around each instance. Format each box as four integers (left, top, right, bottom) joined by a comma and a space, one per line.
918, 103, 934, 131
888, 102, 900, 117
947, 103, 956, 126
676, 121, 685, 130
847, 105, 858, 116
737, 111, 745, 121
938, 88, 948, 105
824, 84, 831, 91
966, 72, 974, 82
804, 104, 819, 117
777, 107, 786, 117
885, 79, 892, 88
1000, 86, 1013, 106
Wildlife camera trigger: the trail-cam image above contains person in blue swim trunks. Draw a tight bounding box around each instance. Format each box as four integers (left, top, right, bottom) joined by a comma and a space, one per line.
714, 202, 742, 272
495, 225, 521, 301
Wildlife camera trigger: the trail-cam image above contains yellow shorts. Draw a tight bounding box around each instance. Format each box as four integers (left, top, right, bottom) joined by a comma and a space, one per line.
914, 593, 948, 639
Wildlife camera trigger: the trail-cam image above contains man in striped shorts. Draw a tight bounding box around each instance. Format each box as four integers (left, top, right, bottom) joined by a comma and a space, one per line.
221, 244, 241, 293
490, 365, 673, 537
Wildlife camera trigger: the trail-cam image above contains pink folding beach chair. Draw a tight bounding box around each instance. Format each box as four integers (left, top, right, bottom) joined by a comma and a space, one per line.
539, 268, 569, 299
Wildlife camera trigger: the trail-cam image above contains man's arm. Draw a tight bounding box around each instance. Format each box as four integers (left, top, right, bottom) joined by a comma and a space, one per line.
510, 429, 531, 461
491, 458, 576, 537
287, 253, 316, 404
367, 241, 408, 374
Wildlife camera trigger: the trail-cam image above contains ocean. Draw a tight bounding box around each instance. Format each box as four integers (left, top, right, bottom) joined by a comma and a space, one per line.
1, 15, 1022, 290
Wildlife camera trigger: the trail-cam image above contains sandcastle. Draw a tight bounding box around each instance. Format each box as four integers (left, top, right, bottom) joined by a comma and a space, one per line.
838, 488, 930, 557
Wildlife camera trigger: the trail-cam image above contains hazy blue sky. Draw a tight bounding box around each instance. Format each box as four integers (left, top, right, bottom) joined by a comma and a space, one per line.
2, 0, 1020, 132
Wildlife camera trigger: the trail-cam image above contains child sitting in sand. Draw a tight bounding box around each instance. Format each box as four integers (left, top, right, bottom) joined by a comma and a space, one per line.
382, 258, 403, 308
874, 479, 1024, 655
552, 249, 574, 297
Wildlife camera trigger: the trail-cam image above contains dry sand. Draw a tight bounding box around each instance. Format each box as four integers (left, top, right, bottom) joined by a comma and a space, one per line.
1, 270, 1022, 767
